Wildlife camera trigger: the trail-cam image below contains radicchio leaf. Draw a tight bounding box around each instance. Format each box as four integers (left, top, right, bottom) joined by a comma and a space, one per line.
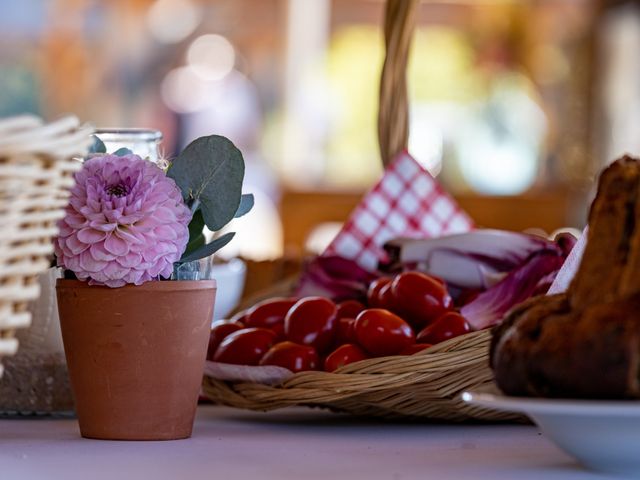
383, 230, 562, 290
295, 255, 378, 302
461, 250, 566, 330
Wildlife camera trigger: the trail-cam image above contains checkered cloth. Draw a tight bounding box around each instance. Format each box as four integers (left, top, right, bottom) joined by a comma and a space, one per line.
323, 152, 474, 271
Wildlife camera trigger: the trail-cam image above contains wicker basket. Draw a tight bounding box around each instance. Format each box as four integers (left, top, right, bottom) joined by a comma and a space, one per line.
202, 0, 515, 421
0, 115, 92, 378
204, 330, 519, 421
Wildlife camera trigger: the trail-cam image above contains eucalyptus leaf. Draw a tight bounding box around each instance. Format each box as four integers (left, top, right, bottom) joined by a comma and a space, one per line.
188, 209, 205, 238
113, 147, 133, 156
179, 232, 235, 263
235, 193, 254, 218
167, 135, 244, 231
184, 209, 206, 257
184, 234, 206, 257
89, 135, 106, 154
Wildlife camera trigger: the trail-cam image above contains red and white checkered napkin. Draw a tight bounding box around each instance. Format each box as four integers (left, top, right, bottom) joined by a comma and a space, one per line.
323, 152, 474, 271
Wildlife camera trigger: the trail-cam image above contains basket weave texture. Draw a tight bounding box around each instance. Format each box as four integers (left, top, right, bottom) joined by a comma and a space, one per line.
0, 115, 91, 377
203, 330, 518, 421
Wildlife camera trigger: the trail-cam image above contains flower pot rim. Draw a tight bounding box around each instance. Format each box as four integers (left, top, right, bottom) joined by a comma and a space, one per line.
56, 278, 216, 291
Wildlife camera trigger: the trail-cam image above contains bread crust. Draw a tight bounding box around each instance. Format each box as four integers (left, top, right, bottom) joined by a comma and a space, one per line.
491, 156, 640, 398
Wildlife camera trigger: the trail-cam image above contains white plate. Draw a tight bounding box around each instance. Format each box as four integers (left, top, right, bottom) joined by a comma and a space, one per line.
462, 387, 640, 475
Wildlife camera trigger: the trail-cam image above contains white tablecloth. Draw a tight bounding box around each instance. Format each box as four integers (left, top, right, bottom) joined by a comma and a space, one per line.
0, 406, 620, 479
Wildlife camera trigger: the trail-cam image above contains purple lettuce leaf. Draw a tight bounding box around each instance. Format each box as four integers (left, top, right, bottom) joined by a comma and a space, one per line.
384, 230, 565, 291
295, 255, 378, 302
461, 250, 566, 330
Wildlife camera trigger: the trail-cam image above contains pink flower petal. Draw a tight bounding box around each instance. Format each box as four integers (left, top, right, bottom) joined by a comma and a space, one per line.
157, 262, 174, 279
118, 212, 144, 224
58, 223, 74, 237
64, 214, 88, 229
114, 228, 144, 245
116, 252, 142, 268
76, 228, 107, 244
153, 206, 177, 222
153, 225, 177, 240
90, 220, 117, 232
79, 250, 107, 273
65, 235, 90, 255
103, 261, 129, 280
133, 217, 158, 232
64, 255, 81, 272
90, 243, 116, 261
87, 199, 101, 211
103, 233, 130, 256
148, 260, 167, 277
98, 278, 127, 288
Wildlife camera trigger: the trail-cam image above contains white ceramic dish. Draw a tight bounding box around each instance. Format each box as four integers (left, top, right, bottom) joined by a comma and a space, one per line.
463, 387, 640, 475
210, 258, 246, 320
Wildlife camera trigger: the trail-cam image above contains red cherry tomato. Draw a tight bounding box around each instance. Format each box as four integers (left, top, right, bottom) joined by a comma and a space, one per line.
417, 312, 471, 345
213, 328, 277, 365
206, 320, 244, 361
430, 275, 447, 287
271, 322, 286, 342
259, 341, 319, 372
366, 277, 392, 308
245, 297, 298, 328
324, 344, 368, 372
336, 300, 366, 319
229, 310, 248, 325
335, 317, 356, 345
285, 297, 337, 352
455, 288, 481, 307
377, 282, 396, 310
391, 271, 453, 328
399, 343, 432, 355
353, 309, 415, 356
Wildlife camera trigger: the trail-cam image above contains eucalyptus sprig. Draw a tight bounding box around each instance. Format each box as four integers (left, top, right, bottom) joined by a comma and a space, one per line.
167, 135, 253, 263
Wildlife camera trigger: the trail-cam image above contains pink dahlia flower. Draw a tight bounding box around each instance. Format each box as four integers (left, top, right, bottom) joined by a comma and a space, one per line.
55, 154, 191, 287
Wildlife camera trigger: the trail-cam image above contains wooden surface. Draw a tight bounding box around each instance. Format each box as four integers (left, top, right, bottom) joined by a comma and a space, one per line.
0, 405, 617, 480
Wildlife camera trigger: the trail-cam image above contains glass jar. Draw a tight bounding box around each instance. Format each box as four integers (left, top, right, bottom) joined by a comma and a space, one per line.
95, 128, 164, 165
0, 128, 165, 416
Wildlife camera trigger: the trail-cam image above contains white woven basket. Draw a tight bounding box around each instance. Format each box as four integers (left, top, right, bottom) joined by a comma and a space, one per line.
0, 115, 92, 377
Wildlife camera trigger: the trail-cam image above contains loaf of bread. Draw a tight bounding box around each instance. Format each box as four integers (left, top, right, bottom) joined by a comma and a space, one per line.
491, 156, 640, 398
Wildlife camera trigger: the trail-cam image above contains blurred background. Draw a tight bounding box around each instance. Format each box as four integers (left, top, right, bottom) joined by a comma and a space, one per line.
1, 0, 639, 294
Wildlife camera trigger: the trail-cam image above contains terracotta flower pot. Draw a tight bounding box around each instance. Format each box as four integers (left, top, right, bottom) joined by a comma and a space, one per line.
56, 279, 216, 441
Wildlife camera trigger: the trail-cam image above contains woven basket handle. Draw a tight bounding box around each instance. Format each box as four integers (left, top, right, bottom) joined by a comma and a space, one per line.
378, 0, 418, 167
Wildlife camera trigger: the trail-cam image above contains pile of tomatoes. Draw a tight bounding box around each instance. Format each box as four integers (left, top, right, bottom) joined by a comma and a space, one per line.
207, 271, 472, 373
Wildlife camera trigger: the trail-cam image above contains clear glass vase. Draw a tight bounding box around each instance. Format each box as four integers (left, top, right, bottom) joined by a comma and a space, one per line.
95, 128, 164, 165
0, 128, 165, 416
